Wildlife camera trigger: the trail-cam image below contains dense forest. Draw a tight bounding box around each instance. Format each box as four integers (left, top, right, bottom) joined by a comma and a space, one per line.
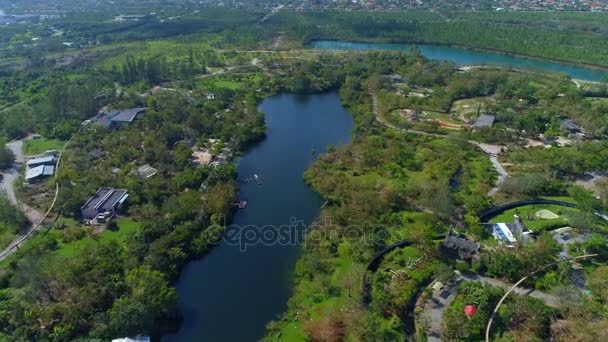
0, 6, 608, 341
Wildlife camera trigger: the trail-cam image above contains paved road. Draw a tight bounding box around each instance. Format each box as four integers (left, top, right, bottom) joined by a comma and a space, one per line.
0, 138, 54, 261
0, 139, 44, 222
461, 273, 560, 307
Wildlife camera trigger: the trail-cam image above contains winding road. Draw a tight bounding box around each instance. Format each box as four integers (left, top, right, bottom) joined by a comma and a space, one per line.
0, 140, 44, 222
369, 90, 508, 195
0, 130, 79, 261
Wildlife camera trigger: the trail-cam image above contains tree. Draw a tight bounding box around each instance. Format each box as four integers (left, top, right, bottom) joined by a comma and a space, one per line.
106, 266, 178, 338
0, 138, 15, 170
588, 266, 608, 305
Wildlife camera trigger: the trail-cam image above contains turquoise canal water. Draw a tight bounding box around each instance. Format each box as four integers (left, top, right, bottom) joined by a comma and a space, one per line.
164, 92, 354, 342
310, 40, 608, 82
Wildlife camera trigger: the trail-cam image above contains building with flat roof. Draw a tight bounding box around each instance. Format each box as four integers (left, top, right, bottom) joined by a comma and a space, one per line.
24, 153, 58, 183
473, 114, 495, 128
132, 164, 158, 179
26, 155, 57, 168
81, 187, 129, 223
96, 108, 147, 128
492, 222, 517, 247
25, 165, 55, 183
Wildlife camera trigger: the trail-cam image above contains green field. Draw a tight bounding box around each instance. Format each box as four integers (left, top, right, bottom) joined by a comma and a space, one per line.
23, 138, 65, 156
54, 218, 140, 257
489, 204, 581, 232
450, 98, 490, 118
423, 110, 463, 125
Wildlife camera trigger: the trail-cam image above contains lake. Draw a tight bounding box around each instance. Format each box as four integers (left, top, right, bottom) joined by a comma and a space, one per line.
166, 39, 607, 342
309, 40, 608, 82
164, 92, 354, 342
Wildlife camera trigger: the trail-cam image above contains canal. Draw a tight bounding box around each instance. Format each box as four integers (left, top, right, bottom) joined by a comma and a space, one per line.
309, 40, 608, 82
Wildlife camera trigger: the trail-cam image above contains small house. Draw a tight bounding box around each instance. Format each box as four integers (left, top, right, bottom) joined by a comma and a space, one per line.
81, 187, 129, 224
492, 223, 517, 247
25, 165, 55, 183
96, 108, 147, 128
444, 229, 480, 259
473, 114, 495, 128
25, 153, 58, 183
132, 164, 158, 178
26, 155, 57, 168
560, 119, 581, 133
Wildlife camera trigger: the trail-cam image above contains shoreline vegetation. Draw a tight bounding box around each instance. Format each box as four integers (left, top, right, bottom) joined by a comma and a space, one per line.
305, 38, 608, 73
266, 10, 608, 69
0, 6, 607, 341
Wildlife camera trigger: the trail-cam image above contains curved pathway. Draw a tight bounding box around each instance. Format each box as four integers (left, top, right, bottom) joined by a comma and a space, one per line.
362, 239, 413, 305
477, 199, 608, 223
0, 139, 44, 221
420, 272, 560, 342
0, 130, 80, 261
370, 90, 508, 196
484, 253, 598, 342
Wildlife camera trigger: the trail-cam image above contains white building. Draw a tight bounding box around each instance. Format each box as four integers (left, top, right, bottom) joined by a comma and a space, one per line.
492, 223, 517, 247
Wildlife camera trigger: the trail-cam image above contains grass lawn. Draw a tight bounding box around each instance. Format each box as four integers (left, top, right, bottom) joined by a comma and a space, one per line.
23, 138, 65, 156
197, 78, 242, 91
54, 217, 140, 257
450, 97, 489, 117
423, 110, 463, 125
0, 231, 18, 251
489, 204, 581, 232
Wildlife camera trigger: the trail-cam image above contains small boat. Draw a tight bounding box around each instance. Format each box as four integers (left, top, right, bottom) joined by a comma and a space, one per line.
236, 200, 248, 209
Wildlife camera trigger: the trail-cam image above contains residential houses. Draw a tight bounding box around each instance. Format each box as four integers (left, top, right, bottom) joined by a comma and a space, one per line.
444, 228, 480, 259
472, 114, 496, 128
95, 107, 147, 128
25, 153, 58, 183
81, 187, 129, 224
491, 215, 532, 247
191, 138, 232, 167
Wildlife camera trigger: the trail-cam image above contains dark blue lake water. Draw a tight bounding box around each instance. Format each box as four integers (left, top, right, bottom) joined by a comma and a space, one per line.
165, 92, 354, 342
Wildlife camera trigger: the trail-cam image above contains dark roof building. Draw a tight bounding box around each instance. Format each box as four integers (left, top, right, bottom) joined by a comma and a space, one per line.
388, 74, 405, 83
560, 119, 581, 133
96, 108, 147, 128
111, 107, 147, 124
473, 114, 495, 128
81, 187, 129, 222
444, 229, 480, 258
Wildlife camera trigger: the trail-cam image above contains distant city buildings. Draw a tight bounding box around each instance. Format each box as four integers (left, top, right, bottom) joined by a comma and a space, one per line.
203, 0, 608, 12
